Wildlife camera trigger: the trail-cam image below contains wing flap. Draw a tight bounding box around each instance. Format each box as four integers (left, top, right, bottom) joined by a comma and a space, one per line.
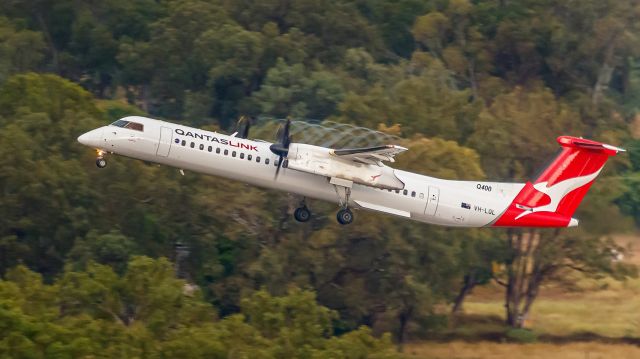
330, 145, 407, 164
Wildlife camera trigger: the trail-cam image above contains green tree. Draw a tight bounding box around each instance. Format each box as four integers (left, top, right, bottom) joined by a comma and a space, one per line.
224, 0, 383, 63
334, 65, 481, 142
355, 0, 431, 58
0, 73, 102, 275
0, 17, 46, 83
68, 230, 139, 273
1, 259, 400, 358
494, 226, 636, 328
252, 58, 345, 119
469, 86, 582, 180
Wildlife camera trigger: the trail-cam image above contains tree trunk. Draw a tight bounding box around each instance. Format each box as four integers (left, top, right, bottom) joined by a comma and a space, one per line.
505, 230, 535, 327
452, 272, 477, 314
36, 13, 59, 73
592, 35, 619, 105
505, 273, 520, 327
504, 230, 522, 327
501, 229, 559, 328
397, 306, 413, 351
468, 60, 479, 100
141, 84, 151, 112
519, 269, 542, 325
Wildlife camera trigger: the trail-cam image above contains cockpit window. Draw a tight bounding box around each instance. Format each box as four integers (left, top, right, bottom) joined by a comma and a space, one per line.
124, 122, 144, 131
111, 119, 129, 127
110, 119, 144, 132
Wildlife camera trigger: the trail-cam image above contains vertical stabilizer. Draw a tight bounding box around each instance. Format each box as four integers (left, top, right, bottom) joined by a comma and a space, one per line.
493, 136, 624, 227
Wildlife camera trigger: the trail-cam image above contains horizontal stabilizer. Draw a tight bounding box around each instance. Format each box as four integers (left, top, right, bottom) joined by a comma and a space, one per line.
557, 136, 625, 154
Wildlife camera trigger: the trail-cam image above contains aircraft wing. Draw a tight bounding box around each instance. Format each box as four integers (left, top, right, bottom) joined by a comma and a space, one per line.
330, 145, 408, 165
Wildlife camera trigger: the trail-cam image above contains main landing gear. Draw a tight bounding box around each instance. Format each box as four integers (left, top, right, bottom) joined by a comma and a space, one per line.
331, 177, 354, 225
336, 208, 354, 225
96, 150, 107, 168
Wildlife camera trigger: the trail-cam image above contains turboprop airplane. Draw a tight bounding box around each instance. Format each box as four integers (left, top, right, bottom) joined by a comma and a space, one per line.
78, 116, 624, 228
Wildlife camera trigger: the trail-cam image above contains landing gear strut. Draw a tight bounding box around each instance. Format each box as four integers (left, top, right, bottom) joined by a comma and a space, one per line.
96, 150, 107, 168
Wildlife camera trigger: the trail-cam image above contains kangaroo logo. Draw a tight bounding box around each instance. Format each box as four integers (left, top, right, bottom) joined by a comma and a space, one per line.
515, 168, 602, 219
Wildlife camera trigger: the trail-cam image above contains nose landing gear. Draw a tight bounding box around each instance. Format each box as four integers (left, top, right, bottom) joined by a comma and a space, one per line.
95, 150, 107, 168
293, 198, 312, 223
96, 158, 107, 168
294, 206, 311, 222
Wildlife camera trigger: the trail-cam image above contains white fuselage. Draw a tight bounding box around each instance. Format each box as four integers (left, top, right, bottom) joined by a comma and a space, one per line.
81, 117, 524, 227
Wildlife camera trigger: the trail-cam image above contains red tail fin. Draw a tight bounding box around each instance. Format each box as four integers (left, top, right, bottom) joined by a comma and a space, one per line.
493, 136, 624, 228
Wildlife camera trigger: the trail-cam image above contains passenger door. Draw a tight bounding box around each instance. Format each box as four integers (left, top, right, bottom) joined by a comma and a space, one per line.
156, 126, 173, 156
424, 186, 440, 216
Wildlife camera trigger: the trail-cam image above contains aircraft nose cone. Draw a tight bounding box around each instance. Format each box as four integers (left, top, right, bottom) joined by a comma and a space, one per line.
77, 128, 103, 147
77, 132, 90, 145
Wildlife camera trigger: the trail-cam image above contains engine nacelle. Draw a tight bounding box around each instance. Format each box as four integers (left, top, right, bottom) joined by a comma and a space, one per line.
287, 144, 404, 190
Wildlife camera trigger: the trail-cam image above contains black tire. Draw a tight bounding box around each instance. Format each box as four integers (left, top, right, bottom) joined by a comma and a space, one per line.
96, 158, 107, 168
294, 207, 311, 222
336, 208, 354, 225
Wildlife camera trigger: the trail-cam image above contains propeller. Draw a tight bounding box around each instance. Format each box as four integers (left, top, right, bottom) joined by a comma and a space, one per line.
269, 118, 292, 179
235, 115, 251, 139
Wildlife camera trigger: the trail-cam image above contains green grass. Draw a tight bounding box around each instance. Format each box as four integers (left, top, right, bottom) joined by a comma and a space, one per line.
406, 277, 640, 358
404, 342, 640, 359
460, 276, 640, 338
408, 235, 640, 357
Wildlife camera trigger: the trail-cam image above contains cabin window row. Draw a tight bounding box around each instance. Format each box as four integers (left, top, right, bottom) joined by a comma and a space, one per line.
176, 139, 279, 166
174, 139, 419, 194
386, 188, 424, 199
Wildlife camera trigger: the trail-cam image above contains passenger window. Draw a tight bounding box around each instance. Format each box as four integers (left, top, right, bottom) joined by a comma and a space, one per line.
411, 191, 416, 197
240, 153, 245, 159
199, 144, 204, 150
181, 140, 186, 146
224, 149, 228, 155
395, 190, 400, 194
419, 193, 424, 199
190, 142, 195, 148
256, 156, 261, 163
403, 190, 408, 195
216, 148, 220, 154
232, 151, 236, 157
248, 154, 252, 161
265, 158, 270, 165
208, 146, 212, 152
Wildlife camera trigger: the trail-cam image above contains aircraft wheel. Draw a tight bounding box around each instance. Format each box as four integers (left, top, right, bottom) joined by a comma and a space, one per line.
336, 208, 354, 225
294, 206, 311, 222
96, 157, 107, 168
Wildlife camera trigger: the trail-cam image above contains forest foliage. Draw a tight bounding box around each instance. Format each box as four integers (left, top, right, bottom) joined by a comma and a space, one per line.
1, 0, 640, 356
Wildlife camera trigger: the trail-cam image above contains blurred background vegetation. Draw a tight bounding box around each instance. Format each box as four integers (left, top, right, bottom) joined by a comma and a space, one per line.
1, 0, 640, 357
